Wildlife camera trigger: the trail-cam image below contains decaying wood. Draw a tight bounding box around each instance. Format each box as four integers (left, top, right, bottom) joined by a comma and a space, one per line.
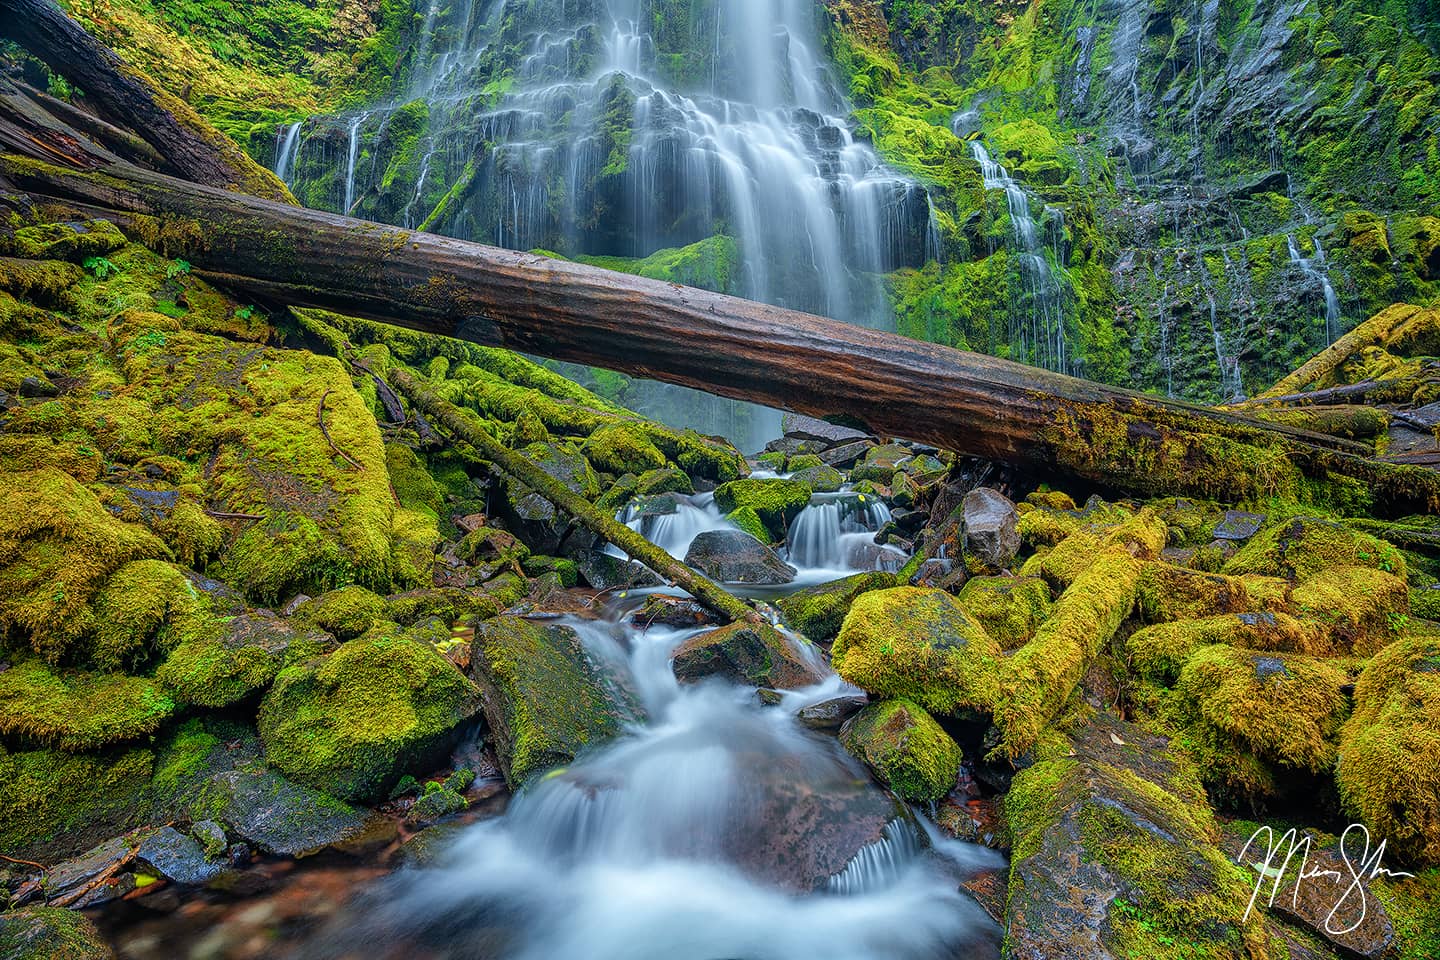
4, 153, 1439, 516
1252, 304, 1432, 401
297, 312, 763, 626
0, 0, 292, 202
12, 78, 166, 168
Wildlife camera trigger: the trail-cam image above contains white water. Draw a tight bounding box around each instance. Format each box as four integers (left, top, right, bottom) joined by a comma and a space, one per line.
299, 605, 1001, 960
969, 141, 1071, 372
1287, 233, 1341, 344
273, 121, 302, 185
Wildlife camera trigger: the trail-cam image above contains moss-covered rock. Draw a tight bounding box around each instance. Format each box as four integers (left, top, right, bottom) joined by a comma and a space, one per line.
8, 219, 126, 262
956, 575, 1052, 650
0, 659, 175, 751
774, 570, 896, 642
683, 529, 796, 584
88, 559, 211, 672
724, 505, 774, 544
469, 616, 638, 786
1134, 562, 1250, 624
0, 743, 154, 862
832, 586, 1001, 715
582, 423, 668, 476
1224, 516, 1407, 582
670, 622, 823, 689
0, 906, 116, 959
634, 466, 693, 497
1337, 635, 1440, 866
1288, 565, 1411, 655
839, 699, 961, 802
1126, 611, 1316, 684
385, 443, 445, 520
788, 463, 845, 492
258, 625, 483, 803
0, 468, 168, 663
712, 478, 813, 539
292, 585, 388, 640
157, 610, 330, 708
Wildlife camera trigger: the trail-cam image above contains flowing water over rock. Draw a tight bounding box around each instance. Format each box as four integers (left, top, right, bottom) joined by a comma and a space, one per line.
273, 0, 935, 451
1286, 234, 1342, 345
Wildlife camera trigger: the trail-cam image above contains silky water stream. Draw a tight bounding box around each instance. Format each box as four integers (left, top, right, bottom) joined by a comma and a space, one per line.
100, 489, 1002, 959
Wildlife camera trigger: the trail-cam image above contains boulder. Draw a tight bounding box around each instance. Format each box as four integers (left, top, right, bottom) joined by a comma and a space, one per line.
498, 441, 602, 553
788, 463, 845, 492
831, 587, 1001, 715
839, 699, 961, 802
1213, 509, 1266, 541
671, 622, 823, 689
470, 616, 639, 786
158, 609, 331, 708
0, 907, 115, 959
683, 529, 796, 584
955, 575, 1051, 650
712, 478, 812, 538
795, 695, 868, 730
136, 825, 227, 886
258, 626, 483, 803
774, 571, 896, 642
1223, 516, 1406, 581
0, 659, 175, 751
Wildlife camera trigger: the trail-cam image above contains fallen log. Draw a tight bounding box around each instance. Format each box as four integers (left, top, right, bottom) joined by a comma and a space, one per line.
4, 153, 1439, 517
0, 0, 292, 202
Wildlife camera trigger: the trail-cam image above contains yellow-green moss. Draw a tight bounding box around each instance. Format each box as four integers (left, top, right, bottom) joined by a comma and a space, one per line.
774, 570, 896, 642
582, 423, 668, 476
839, 698, 961, 802
1127, 612, 1317, 684
386, 443, 445, 520
0, 658, 175, 751
0, 743, 154, 861
956, 574, 1052, 650
258, 625, 483, 803
9, 219, 126, 262
832, 586, 1002, 715
1224, 516, 1408, 582
712, 478, 813, 539
292, 585, 387, 640
725, 505, 774, 544
89, 559, 210, 671
634, 467, 693, 497
1288, 565, 1410, 655
1134, 562, 1250, 624
1336, 635, 1440, 866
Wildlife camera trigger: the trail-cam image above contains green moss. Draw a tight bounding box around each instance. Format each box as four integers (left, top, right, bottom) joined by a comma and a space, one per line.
258, 624, 483, 803
994, 547, 1142, 759
1134, 562, 1250, 624
956, 574, 1052, 650
293, 585, 388, 640
724, 506, 774, 545
574, 235, 742, 294
773, 571, 897, 643
0, 742, 154, 862
521, 555, 578, 587
1288, 565, 1411, 655
1127, 611, 1317, 684
0, 905, 115, 958
9, 219, 126, 262
89, 559, 210, 671
832, 586, 1001, 715
840, 698, 962, 802
582, 423, 668, 476
386, 443, 445, 520
713, 478, 812, 539
0, 467, 168, 662
632, 466, 692, 497
0, 659, 175, 751
1224, 516, 1408, 582
1337, 634, 1440, 866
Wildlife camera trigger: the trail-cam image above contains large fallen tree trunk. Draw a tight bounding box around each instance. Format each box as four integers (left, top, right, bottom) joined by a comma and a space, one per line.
4, 153, 1439, 517
0, 0, 292, 203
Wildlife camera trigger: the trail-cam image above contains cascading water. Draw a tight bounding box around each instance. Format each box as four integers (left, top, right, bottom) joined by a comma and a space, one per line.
968, 141, 1072, 373
1286, 234, 1342, 344
785, 493, 902, 573
291, 592, 1001, 960
274, 0, 936, 452
273, 121, 302, 185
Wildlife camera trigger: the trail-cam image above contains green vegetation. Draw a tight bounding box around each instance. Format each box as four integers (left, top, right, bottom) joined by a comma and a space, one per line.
840, 699, 962, 802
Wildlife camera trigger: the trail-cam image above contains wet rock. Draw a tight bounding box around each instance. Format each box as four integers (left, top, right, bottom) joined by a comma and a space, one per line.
840, 699, 961, 802
961, 488, 1020, 571
470, 616, 639, 786
683, 530, 796, 584
788, 463, 844, 492
0, 906, 115, 959
849, 443, 910, 483
712, 478, 812, 538
198, 766, 372, 858
191, 820, 227, 859
817, 438, 874, 468
629, 594, 722, 629
158, 609, 331, 708
404, 782, 469, 827
573, 549, 664, 591
41, 834, 137, 907
774, 571, 896, 642
498, 441, 602, 553
137, 826, 226, 886
1213, 509, 1266, 541
795, 694, 868, 731
755, 688, 785, 707
16, 375, 57, 398
671, 622, 823, 689
258, 626, 483, 803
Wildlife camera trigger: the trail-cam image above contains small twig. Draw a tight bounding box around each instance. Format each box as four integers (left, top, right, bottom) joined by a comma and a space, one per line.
205, 509, 265, 521
318, 389, 364, 470
0, 853, 46, 870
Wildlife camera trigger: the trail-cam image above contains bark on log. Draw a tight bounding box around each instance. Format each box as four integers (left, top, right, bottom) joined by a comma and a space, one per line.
1252, 304, 1429, 401
0, 0, 292, 202
5, 153, 1440, 517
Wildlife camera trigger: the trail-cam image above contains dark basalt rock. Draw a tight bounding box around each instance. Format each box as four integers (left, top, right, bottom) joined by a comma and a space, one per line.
795, 694, 868, 730
683, 529, 796, 584
961, 487, 1021, 572
671, 622, 823, 689
1214, 509, 1266, 541
137, 825, 227, 886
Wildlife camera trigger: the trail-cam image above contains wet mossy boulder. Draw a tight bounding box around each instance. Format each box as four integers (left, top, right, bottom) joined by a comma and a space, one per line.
774, 570, 896, 642
1337, 635, 1440, 866
788, 463, 845, 492
683, 529, 796, 584
0, 468, 167, 663
0, 906, 116, 959
712, 478, 812, 539
1172, 646, 1350, 781
0, 744, 154, 862
1003, 715, 1271, 958
498, 441, 602, 553
1223, 516, 1407, 582
955, 575, 1051, 650
1134, 562, 1250, 624
634, 466, 693, 497
1288, 565, 1410, 655
8, 218, 126, 262
291, 585, 388, 640
469, 616, 638, 786
258, 626, 483, 803
724, 505, 774, 544
0, 660, 175, 751
157, 610, 331, 708
582, 423, 668, 475
831, 587, 1002, 715
87, 559, 213, 672
1126, 611, 1315, 684
849, 443, 910, 483
671, 622, 823, 689
839, 699, 961, 802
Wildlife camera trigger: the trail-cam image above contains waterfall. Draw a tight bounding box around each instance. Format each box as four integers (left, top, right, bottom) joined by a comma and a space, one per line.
1287, 234, 1341, 344
786, 494, 903, 572
273, 121, 302, 185
969, 141, 1071, 373
270, 0, 937, 451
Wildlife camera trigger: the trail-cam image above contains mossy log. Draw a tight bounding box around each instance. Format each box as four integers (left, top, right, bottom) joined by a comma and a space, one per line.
0, 0, 292, 202
5, 155, 1440, 516
1252, 304, 1436, 401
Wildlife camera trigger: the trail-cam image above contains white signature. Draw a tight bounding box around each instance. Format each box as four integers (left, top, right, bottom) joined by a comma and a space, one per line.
1239, 823, 1414, 935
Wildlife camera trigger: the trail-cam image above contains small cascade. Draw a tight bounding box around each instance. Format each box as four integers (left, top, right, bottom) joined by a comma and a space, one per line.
969, 141, 1071, 373
341, 111, 369, 216
613, 494, 736, 561
786, 494, 903, 573
1287, 234, 1341, 344
826, 818, 925, 895
273, 121, 302, 185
